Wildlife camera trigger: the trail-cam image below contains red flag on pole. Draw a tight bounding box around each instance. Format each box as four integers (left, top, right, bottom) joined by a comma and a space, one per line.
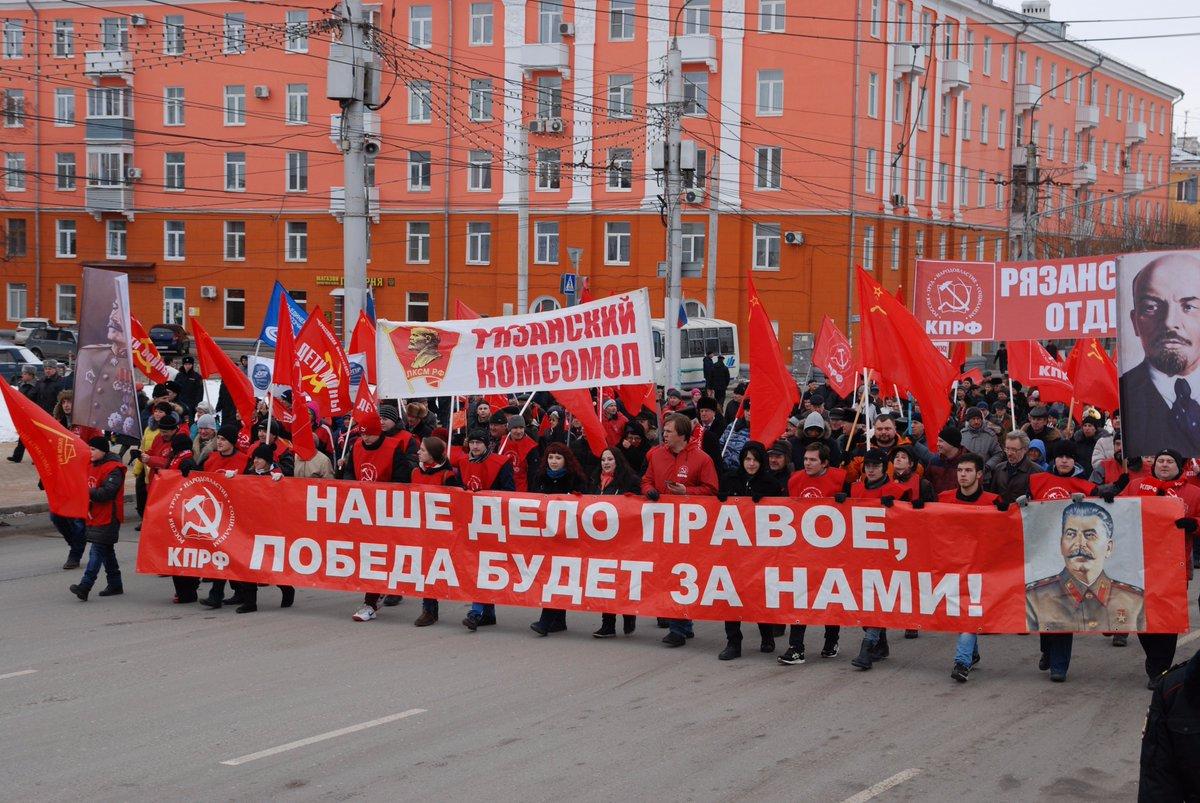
289, 388, 317, 461
855, 267, 956, 433
272, 292, 295, 390
1065, 337, 1120, 412
0, 380, 89, 518
129, 315, 174, 384
192, 318, 257, 440
554, 389, 607, 457
454, 300, 481, 320
351, 375, 380, 432
348, 310, 376, 384
615, 382, 657, 415
949, 341, 968, 373
294, 305, 353, 417
1008, 340, 1074, 405
812, 315, 860, 398
746, 277, 800, 446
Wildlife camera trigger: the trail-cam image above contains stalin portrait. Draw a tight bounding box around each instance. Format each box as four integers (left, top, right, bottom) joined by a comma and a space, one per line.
1026, 501, 1146, 632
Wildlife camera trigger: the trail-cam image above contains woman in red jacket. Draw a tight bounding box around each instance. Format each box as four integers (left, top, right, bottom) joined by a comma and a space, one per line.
588, 447, 642, 638
409, 437, 461, 627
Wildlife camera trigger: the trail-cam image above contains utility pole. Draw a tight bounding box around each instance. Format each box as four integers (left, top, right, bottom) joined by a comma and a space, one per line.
705, 153, 719, 318
1021, 140, 1039, 260
516, 121, 530, 314
663, 41, 684, 391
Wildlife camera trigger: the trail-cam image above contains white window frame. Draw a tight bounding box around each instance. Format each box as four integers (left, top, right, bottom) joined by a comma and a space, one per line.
223, 85, 246, 125
406, 292, 431, 322
223, 12, 246, 54
682, 0, 710, 35
55, 152, 76, 190
604, 221, 632, 265
54, 19, 74, 58
753, 223, 781, 271
285, 221, 308, 262
534, 221, 559, 264
607, 147, 632, 191
224, 220, 246, 261
468, 78, 493, 121
53, 89, 74, 127
7, 283, 28, 321
867, 73, 878, 118
609, 0, 634, 41
408, 80, 432, 123
163, 14, 184, 55
608, 74, 634, 119
890, 228, 900, 270
224, 152, 246, 192
760, 0, 785, 33
164, 152, 184, 191
105, 219, 126, 260
864, 148, 877, 194
536, 148, 561, 191
754, 146, 782, 190
163, 87, 184, 126
468, 150, 492, 191
862, 226, 875, 269
164, 220, 186, 261
466, 221, 491, 265
408, 150, 431, 191
55, 283, 77, 324
223, 288, 246, 329
286, 151, 307, 192
5, 151, 25, 191
409, 5, 433, 48
285, 83, 308, 125
470, 3, 494, 46
756, 69, 784, 116
55, 219, 76, 258
286, 10, 308, 52
406, 221, 431, 264
3, 20, 24, 59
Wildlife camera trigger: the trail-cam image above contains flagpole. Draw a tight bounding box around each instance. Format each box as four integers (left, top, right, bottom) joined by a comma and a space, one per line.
720, 390, 746, 459
447, 395, 456, 465
865, 369, 874, 449
1007, 376, 1017, 434
1064, 396, 1076, 436
497, 393, 536, 455
265, 390, 274, 444
848, 367, 867, 452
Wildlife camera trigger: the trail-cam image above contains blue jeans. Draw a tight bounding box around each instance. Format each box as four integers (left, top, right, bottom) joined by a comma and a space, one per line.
1040, 633, 1073, 674
80, 542, 121, 589
51, 514, 86, 562
863, 627, 883, 646
954, 633, 979, 666
669, 618, 694, 638
469, 602, 495, 618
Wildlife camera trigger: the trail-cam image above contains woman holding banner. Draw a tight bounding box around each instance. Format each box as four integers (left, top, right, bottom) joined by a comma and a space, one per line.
588, 447, 641, 638
529, 443, 589, 637
408, 437, 462, 628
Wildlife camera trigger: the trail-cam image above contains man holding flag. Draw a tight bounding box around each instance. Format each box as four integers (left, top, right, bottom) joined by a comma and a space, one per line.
69, 437, 128, 602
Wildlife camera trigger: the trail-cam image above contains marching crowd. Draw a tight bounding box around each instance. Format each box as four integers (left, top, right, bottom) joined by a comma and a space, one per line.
8, 350, 1199, 694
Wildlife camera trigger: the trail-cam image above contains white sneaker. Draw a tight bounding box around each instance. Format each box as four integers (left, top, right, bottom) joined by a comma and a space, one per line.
352, 605, 377, 622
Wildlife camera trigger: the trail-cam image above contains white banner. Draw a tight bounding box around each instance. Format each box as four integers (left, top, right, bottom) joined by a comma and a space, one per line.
248, 355, 275, 399
376, 290, 655, 398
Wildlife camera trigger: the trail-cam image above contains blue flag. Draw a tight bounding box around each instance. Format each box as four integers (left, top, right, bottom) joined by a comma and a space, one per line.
257, 281, 308, 346
365, 287, 377, 324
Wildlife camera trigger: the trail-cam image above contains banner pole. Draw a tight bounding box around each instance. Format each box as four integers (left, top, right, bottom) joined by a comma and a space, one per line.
497, 393, 536, 455
865, 369, 874, 449
265, 391, 274, 444
720, 391, 746, 459
447, 395, 456, 466
1064, 396, 1076, 436
1008, 376, 1017, 434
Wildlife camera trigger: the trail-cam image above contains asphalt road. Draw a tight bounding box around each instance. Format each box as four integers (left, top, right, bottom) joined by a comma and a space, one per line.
1, 514, 1189, 802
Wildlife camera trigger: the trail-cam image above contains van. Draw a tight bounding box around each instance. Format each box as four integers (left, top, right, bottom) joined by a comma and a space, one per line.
650, 317, 739, 388
14, 317, 51, 345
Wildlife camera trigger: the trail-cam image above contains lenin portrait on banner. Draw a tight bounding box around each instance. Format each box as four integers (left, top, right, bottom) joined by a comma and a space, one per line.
1117, 250, 1200, 458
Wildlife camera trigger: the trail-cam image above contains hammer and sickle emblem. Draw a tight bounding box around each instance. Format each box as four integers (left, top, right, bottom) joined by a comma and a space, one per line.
935, 280, 972, 314
181, 488, 223, 540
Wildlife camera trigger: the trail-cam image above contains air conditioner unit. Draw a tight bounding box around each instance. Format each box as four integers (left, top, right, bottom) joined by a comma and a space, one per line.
547, 117, 566, 133
130, 13, 147, 26
254, 85, 270, 99
200, 285, 218, 299
126, 167, 142, 180
890, 193, 906, 207
529, 119, 548, 133
784, 231, 805, 245
683, 188, 706, 205
559, 22, 576, 37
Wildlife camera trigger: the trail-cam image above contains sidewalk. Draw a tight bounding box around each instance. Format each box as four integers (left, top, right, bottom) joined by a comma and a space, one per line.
0, 440, 138, 517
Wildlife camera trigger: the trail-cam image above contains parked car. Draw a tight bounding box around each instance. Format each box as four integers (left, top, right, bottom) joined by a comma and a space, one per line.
150, 323, 190, 357
0, 344, 42, 383
25, 327, 78, 362
13, 317, 51, 345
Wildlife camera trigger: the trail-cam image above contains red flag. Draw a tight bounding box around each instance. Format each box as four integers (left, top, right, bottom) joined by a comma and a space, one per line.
812, 315, 860, 398
454, 300, 481, 320
351, 375, 380, 431
129, 316, 174, 384
269, 394, 296, 426
1065, 337, 1119, 412
348, 310, 376, 384
555, 388, 607, 457
192, 318, 257, 440
289, 390, 317, 461
615, 382, 657, 415
272, 292, 296, 390
451, 408, 467, 432
949, 341, 968, 373
294, 305, 352, 417
856, 267, 956, 433
746, 277, 800, 446
1008, 340, 1073, 406
0, 380, 89, 518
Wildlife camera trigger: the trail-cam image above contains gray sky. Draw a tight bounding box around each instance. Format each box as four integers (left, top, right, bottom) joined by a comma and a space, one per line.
996, 0, 1199, 136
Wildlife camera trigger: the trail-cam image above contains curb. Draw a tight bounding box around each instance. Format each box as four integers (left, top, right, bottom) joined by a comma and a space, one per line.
0, 491, 136, 519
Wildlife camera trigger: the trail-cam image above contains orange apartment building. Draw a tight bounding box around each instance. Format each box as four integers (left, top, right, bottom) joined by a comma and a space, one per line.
0, 0, 1181, 355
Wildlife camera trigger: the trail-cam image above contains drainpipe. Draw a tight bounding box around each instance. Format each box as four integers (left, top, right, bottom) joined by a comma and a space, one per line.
845, 0, 862, 330
441, 0, 454, 319
26, 0, 42, 316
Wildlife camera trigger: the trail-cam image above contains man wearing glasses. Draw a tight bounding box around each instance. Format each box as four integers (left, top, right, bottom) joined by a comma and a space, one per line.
990, 430, 1044, 503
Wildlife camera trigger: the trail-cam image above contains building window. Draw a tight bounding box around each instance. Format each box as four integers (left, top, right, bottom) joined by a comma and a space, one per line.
56, 283, 77, 324
284, 10, 308, 52
164, 221, 185, 260
610, 0, 634, 40
162, 287, 185, 325
915, 230, 925, 259
754, 146, 782, 190
224, 152, 246, 191
756, 70, 784, 116
224, 85, 245, 125
683, 148, 707, 189
286, 151, 307, 192
55, 220, 76, 258
682, 72, 708, 116
753, 223, 780, 270
163, 87, 184, 126
869, 0, 881, 37
224, 221, 246, 260
468, 79, 493, 121
106, 220, 126, 259
961, 100, 971, 140
4, 219, 25, 257
3, 20, 24, 59
537, 148, 561, 190
538, 0, 563, 44
7, 283, 27, 320
958, 166, 968, 205
893, 80, 905, 125
682, 0, 710, 35
937, 162, 949, 203
408, 80, 432, 122
407, 222, 431, 263
536, 76, 562, 118
760, 0, 785, 32
862, 226, 875, 269
224, 288, 246, 329
530, 296, 560, 314
224, 13, 246, 54
164, 152, 185, 191
163, 14, 184, 55
285, 221, 307, 261
997, 109, 1007, 149
100, 17, 127, 51
50, 89, 73, 128
1000, 44, 1009, 81
914, 158, 926, 200
286, 84, 308, 124
466, 221, 491, 264
1177, 177, 1198, 204
979, 105, 989, 144
5, 152, 25, 191
534, 221, 559, 264
55, 152, 76, 190
959, 237, 969, 260
54, 19, 75, 58
406, 292, 431, 322
867, 73, 878, 118
682, 222, 705, 271
86, 87, 130, 120
468, 150, 492, 191
864, 149, 877, 194
977, 169, 987, 208
608, 74, 634, 119
890, 228, 900, 270
408, 150, 431, 191
607, 147, 633, 190
605, 221, 632, 265
2, 89, 22, 127
982, 37, 991, 75
470, 3, 493, 45
939, 94, 950, 136
405, 5, 433, 48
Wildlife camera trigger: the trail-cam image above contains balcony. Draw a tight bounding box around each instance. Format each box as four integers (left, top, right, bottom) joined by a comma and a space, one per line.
1014, 83, 1042, 111
330, 186, 380, 222
1073, 162, 1097, 185
940, 58, 970, 92
892, 41, 929, 75
84, 50, 132, 79
85, 117, 134, 142
85, 185, 132, 216
1124, 172, 1146, 192
329, 111, 378, 143
678, 34, 718, 72
1075, 104, 1100, 131
520, 42, 570, 75
1126, 120, 1147, 145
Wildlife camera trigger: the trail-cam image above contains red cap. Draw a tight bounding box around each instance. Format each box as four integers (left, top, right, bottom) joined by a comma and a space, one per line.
361, 413, 382, 437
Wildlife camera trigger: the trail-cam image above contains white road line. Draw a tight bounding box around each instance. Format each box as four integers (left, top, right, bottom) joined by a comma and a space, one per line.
0, 669, 37, 681
1178, 628, 1200, 647
220, 708, 426, 767
840, 768, 922, 803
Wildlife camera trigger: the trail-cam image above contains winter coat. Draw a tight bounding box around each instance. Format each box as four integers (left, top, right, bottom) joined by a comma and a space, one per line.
988, 456, 1045, 503
960, 423, 1002, 463
173, 368, 204, 415
293, 450, 335, 479
530, 469, 586, 495
587, 468, 641, 496
721, 467, 783, 500
1070, 430, 1101, 468
1139, 652, 1200, 801
640, 443, 720, 496
31, 374, 65, 412
1091, 433, 1116, 471
86, 455, 126, 545
718, 419, 750, 472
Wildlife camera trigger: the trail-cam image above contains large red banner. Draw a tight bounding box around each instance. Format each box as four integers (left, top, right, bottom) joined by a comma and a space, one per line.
137, 474, 1189, 634
914, 256, 1118, 341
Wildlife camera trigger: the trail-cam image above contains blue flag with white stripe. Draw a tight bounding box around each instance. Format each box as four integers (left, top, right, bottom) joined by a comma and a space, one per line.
257, 281, 308, 347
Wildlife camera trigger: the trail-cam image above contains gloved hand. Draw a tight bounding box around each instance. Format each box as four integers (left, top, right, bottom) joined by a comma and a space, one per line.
834, 492, 847, 504
222, 470, 237, 479
1101, 491, 1115, 504
751, 494, 763, 504
716, 492, 728, 503
880, 495, 895, 508
646, 489, 660, 502
910, 498, 925, 510
1015, 495, 1030, 508
1176, 518, 1198, 534
180, 464, 192, 477
993, 498, 1010, 512
270, 472, 283, 482
1069, 492, 1084, 503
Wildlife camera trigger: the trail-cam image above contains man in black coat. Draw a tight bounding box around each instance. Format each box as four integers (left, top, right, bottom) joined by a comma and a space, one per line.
32, 359, 66, 412
173, 355, 205, 419
1139, 649, 1200, 801
6, 365, 36, 463
703, 352, 731, 406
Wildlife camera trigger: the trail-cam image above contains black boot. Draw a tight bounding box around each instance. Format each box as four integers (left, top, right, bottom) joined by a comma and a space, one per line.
718, 641, 741, 661
69, 583, 91, 601
850, 638, 874, 670
869, 631, 890, 661
199, 595, 222, 609
280, 586, 295, 608
97, 586, 123, 597
622, 615, 637, 635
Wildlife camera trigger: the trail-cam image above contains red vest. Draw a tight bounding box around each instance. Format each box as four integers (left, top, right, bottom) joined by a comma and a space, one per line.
411, 463, 457, 486
787, 467, 847, 499
883, 473, 922, 501
459, 453, 508, 492
1029, 473, 1097, 501
87, 460, 126, 527
203, 449, 250, 475
850, 480, 888, 499
499, 436, 537, 492
937, 488, 999, 506
353, 436, 401, 483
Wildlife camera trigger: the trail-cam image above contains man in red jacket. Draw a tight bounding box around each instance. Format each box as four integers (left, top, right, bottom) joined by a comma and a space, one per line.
601, 398, 627, 447
69, 437, 128, 601
641, 413, 719, 647
460, 428, 516, 631
349, 412, 410, 622
496, 414, 540, 492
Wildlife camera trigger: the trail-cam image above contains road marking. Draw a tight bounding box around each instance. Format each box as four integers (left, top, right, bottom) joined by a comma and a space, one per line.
840, 768, 921, 803
220, 708, 426, 766
0, 669, 37, 681
1179, 628, 1200, 647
